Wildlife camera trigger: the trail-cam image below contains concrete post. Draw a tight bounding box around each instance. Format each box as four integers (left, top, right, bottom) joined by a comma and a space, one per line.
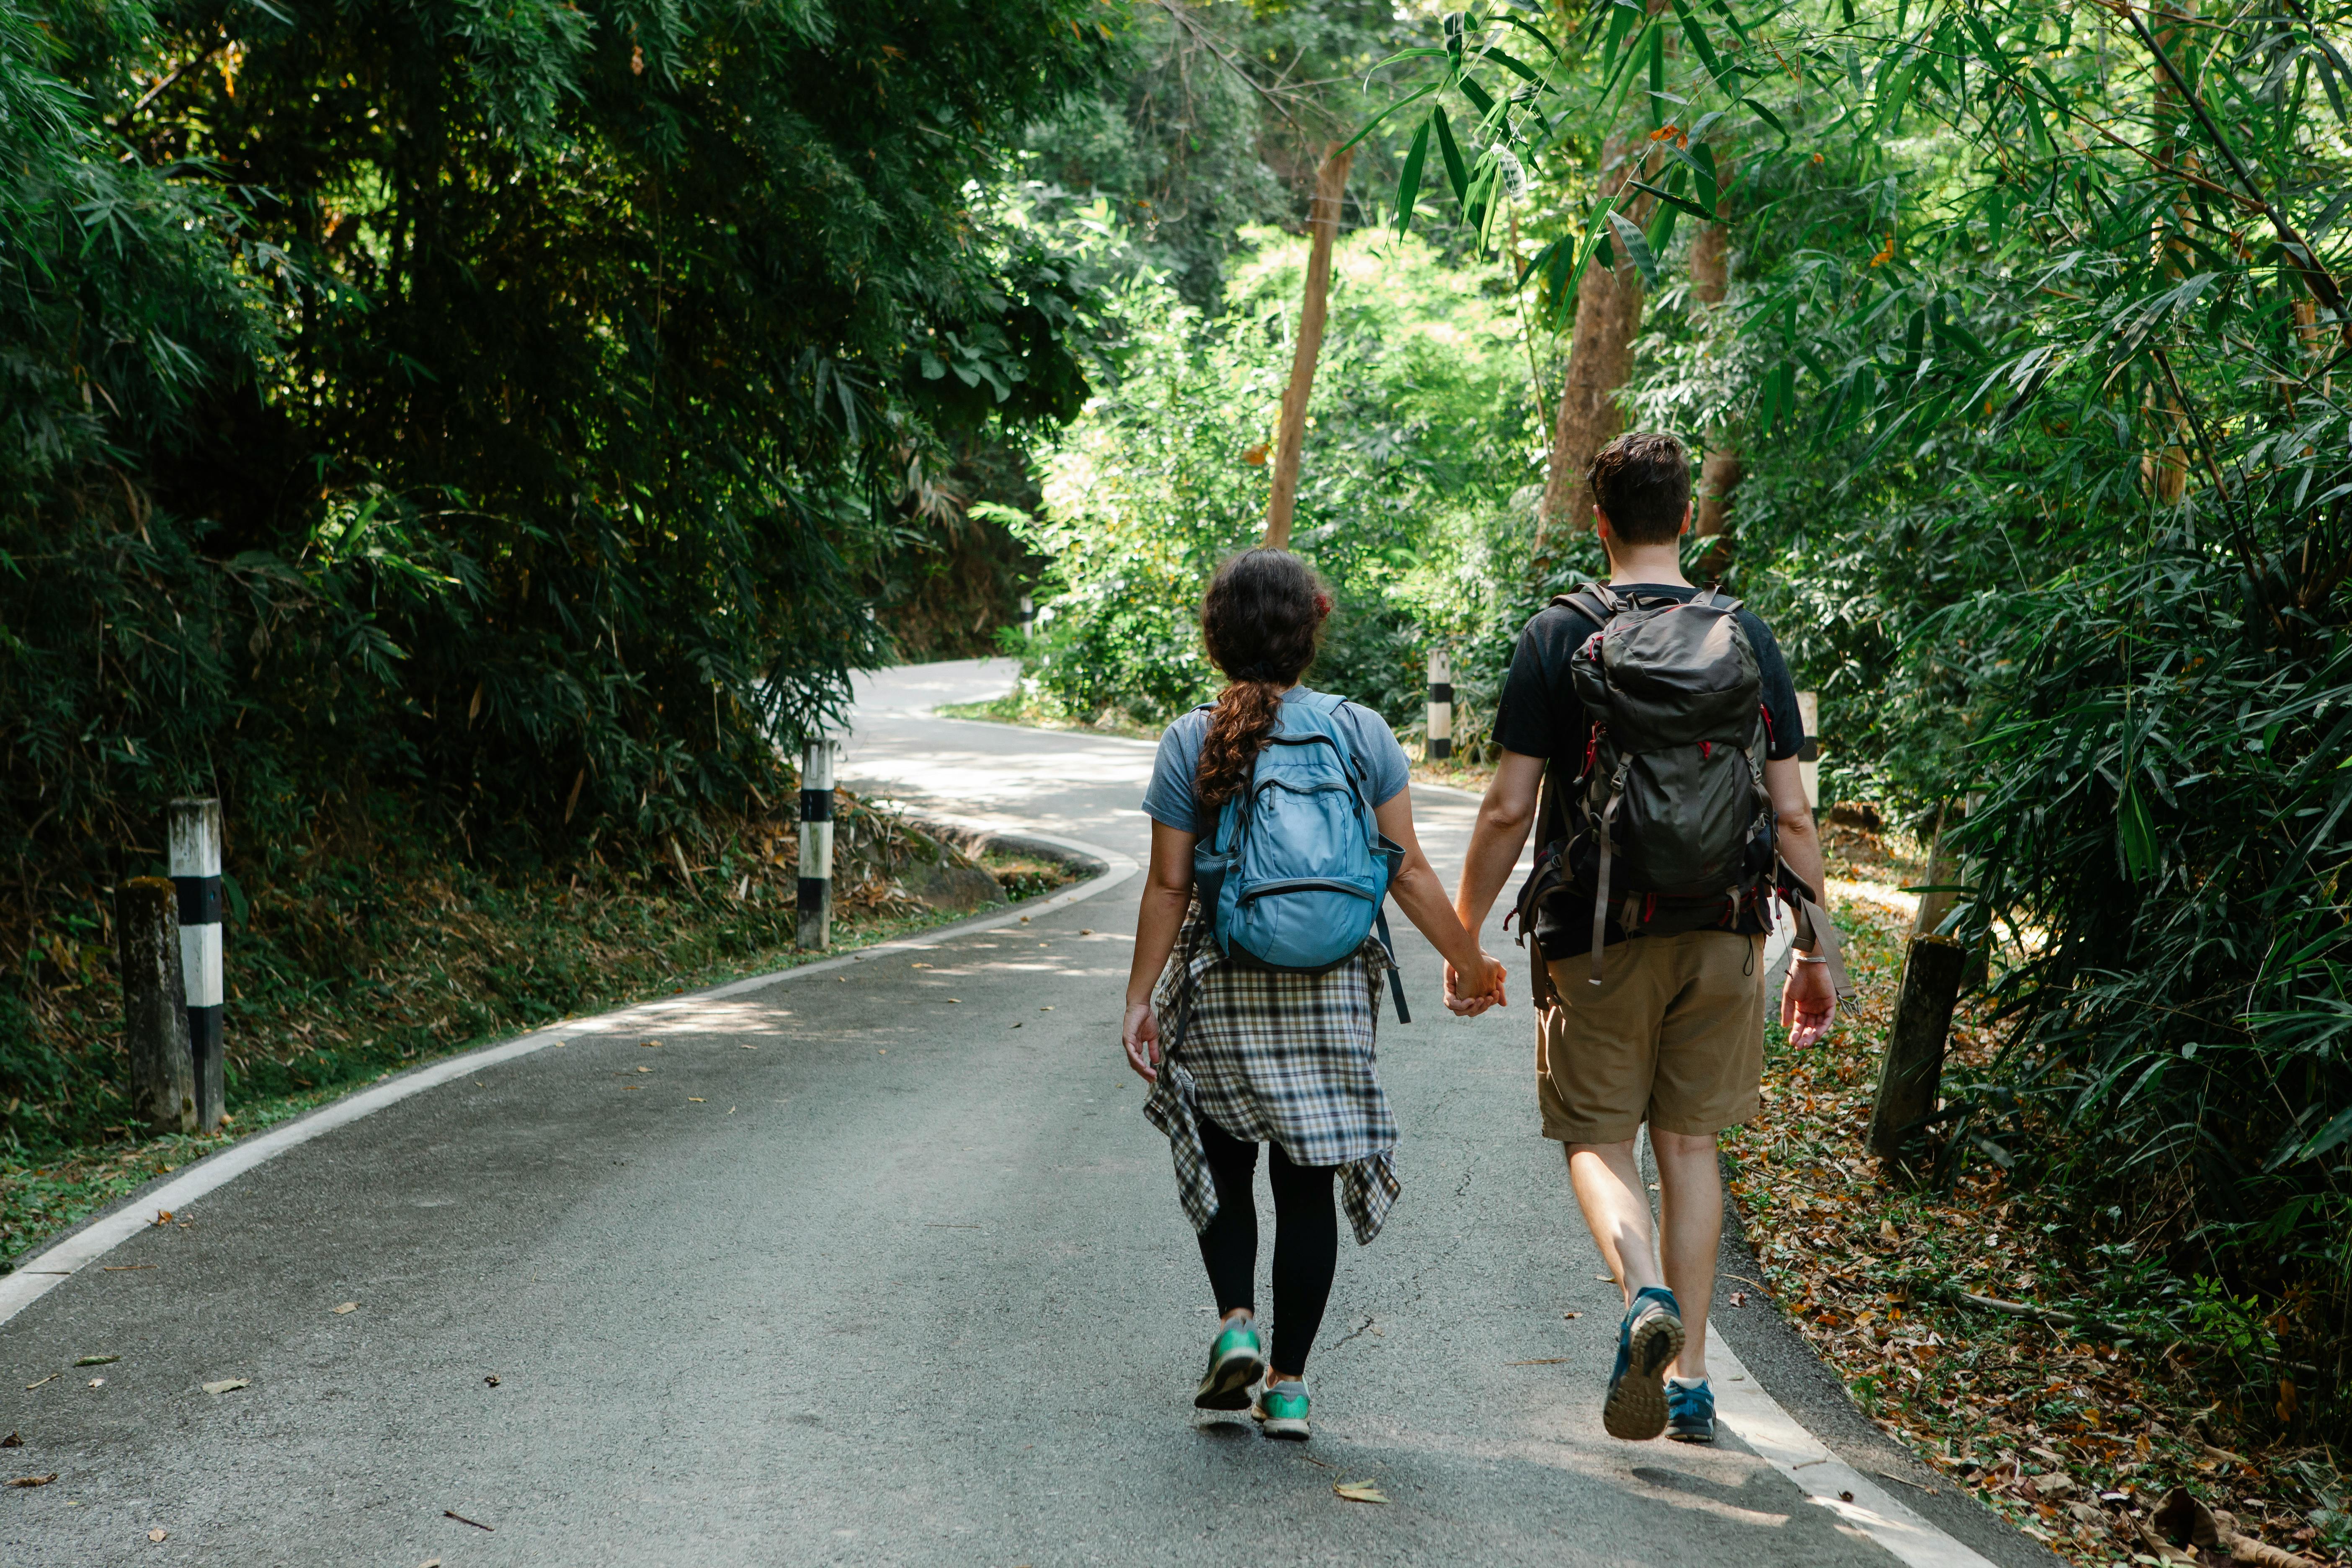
1425, 649, 1453, 763
167, 799, 225, 1131
797, 739, 836, 951
1795, 691, 1820, 810
115, 878, 197, 1134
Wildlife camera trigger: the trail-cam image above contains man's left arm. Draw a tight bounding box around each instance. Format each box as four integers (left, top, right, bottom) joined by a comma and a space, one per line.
1765, 754, 1838, 1047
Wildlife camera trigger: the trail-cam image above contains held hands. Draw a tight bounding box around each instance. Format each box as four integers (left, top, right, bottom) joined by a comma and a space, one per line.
1781, 956, 1838, 1048
1443, 952, 1508, 1017
1122, 1000, 1161, 1082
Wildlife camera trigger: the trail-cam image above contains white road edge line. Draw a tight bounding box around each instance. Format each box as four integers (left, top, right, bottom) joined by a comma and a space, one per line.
1707, 1325, 1999, 1568
0, 825, 1137, 1331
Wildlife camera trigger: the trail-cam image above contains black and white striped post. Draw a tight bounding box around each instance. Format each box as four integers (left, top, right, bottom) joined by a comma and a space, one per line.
797, 738, 835, 952
1795, 691, 1820, 811
1426, 649, 1453, 763
167, 797, 226, 1131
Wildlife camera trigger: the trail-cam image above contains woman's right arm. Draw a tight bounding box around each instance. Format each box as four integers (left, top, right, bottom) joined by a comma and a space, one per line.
1122, 820, 1198, 1082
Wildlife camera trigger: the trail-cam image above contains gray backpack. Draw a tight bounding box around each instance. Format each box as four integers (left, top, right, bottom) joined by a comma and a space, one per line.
1516, 585, 1779, 988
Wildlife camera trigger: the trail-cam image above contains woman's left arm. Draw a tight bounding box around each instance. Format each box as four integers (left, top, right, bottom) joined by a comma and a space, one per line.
1373, 788, 1506, 1012
1122, 820, 1198, 1081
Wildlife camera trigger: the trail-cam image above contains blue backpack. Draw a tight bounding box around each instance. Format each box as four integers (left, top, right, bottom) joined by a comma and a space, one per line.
1191, 691, 1411, 1021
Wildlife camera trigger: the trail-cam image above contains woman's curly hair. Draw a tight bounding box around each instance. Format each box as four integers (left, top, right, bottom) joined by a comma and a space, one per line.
1194, 549, 1331, 808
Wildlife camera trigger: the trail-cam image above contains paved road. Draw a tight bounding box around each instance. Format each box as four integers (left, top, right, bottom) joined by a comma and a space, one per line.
5, 660, 1975, 1565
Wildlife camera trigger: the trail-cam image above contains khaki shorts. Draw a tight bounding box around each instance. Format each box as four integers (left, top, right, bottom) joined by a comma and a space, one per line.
1536, 929, 1766, 1145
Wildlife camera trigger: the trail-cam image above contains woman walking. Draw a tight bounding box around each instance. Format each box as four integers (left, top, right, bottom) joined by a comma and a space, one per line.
1123, 549, 1504, 1439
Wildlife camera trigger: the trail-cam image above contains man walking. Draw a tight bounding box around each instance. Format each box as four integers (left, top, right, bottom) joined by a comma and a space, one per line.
1446, 431, 1840, 1444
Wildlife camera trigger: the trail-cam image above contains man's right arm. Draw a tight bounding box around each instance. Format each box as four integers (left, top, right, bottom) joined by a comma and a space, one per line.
1454, 749, 1547, 936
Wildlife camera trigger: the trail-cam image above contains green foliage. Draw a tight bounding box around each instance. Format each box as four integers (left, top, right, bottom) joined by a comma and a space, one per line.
1010, 226, 1542, 730
1023, 0, 1424, 305
0, 0, 1116, 1128
1364, 0, 2352, 1405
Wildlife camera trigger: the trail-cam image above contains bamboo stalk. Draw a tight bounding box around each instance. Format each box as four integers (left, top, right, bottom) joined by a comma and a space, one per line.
1262, 144, 1353, 551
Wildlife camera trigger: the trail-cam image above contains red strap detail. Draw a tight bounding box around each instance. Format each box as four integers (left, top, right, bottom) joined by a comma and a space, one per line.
1701, 740, 1712, 759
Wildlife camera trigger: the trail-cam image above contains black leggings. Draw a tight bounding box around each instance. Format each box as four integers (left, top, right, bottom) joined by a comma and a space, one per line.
1194, 1115, 1338, 1377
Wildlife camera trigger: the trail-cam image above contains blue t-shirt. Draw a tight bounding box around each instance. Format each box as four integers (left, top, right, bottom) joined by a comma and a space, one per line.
1142, 688, 1412, 836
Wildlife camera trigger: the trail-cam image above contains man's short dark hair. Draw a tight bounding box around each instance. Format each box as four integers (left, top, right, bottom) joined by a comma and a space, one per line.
1588, 431, 1692, 545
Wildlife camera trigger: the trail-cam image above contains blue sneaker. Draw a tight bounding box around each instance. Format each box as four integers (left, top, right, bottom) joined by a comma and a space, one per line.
1602, 1286, 1686, 1441
1666, 1375, 1716, 1443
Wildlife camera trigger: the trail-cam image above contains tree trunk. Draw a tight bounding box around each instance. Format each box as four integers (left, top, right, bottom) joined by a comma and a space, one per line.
2144, 0, 2192, 503
1262, 144, 1353, 551
1534, 135, 1649, 570
1689, 160, 1741, 577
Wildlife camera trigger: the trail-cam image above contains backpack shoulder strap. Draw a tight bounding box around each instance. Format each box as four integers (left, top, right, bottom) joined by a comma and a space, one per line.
1551, 583, 1621, 625
1295, 689, 1348, 717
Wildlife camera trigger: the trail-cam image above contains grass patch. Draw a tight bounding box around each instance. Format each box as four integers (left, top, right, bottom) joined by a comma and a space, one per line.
936, 691, 1160, 740
2, 797, 1073, 1273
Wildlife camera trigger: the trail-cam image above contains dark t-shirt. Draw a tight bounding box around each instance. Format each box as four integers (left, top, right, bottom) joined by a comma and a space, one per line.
1491, 583, 1805, 957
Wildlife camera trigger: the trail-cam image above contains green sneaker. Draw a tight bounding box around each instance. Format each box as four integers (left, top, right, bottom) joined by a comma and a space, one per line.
1194, 1314, 1267, 1411
1252, 1377, 1311, 1440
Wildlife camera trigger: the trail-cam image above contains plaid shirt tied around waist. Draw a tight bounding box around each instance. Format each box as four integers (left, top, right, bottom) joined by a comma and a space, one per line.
1142, 910, 1401, 1246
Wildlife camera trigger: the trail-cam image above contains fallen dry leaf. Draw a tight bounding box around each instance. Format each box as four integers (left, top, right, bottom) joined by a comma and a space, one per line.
8, 1473, 57, 1487
1333, 1480, 1390, 1505
1081, 928, 1094, 936
148, 1528, 167, 1542
201, 1379, 248, 1395
86, 1378, 104, 1387
333, 1302, 358, 1315
23, 1375, 56, 1390
1878, 1219, 1900, 1243
151, 1210, 172, 1225
483, 1374, 501, 1387
1730, 1291, 1748, 1308
73, 1356, 117, 1367
635, 1065, 651, 1073
444, 1508, 495, 1531
0, 1432, 17, 1447
1839, 1489, 1855, 1502
687, 1097, 706, 1103
1561, 1310, 1581, 1320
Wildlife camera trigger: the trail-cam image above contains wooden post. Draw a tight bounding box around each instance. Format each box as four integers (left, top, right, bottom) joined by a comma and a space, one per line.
1795, 691, 1820, 810
168, 798, 226, 1131
1868, 934, 1966, 1164
797, 738, 836, 951
1261, 144, 1353, 550
1912, 802, 1960, 939
1425, 648, 1453, 762
116, 878, 197, 1135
